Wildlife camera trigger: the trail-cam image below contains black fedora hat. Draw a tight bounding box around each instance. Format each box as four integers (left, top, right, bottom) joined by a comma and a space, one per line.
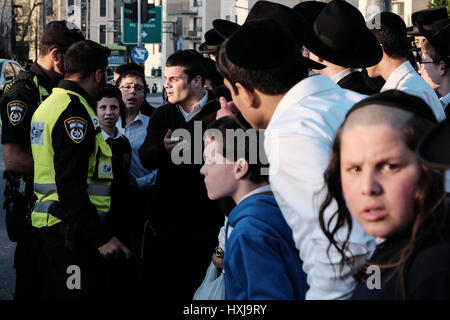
419, 21, 450, 67
303, 0, 382, 68
213, 0, 325, 70
225, 19, 300, 70
417, 117, 450, 168
199, 28, 224, 54
293, 1, 326, 28
412, 6, 448, 28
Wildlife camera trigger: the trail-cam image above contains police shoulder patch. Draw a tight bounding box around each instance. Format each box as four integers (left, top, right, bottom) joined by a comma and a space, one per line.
64, 117, 88, 144
7, 100, 28, 126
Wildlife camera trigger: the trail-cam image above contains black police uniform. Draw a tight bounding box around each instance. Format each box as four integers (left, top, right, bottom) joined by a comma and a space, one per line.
0, 62, 57, 300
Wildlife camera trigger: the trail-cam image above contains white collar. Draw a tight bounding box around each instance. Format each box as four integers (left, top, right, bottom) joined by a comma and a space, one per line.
178, 90, 208, 113
441, 93, 450, 108
118, 110, 144, 128
101, 127, 122, 141
238, 184, 271, 204
382, 61, 415, 90
331, 68, 361, 84
267, 74, 340, 129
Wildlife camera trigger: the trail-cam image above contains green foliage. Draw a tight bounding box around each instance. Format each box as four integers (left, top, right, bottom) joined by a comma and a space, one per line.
428, 0, 450, 15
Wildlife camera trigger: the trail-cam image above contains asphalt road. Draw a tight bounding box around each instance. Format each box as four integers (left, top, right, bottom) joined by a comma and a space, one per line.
0, 94, 163, 300
0, 136, 15, 300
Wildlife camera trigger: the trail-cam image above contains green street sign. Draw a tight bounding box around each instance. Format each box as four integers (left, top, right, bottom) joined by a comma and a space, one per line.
122, 5, 162, 44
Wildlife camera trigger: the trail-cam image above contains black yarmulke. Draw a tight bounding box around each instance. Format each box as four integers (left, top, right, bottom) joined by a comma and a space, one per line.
225, 19, 298, 70
346, 90, 438, 124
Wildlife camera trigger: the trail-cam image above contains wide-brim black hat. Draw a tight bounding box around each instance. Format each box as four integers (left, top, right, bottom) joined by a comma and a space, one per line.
419, 21, 450, 67
293, 1, 326, 28
417, 117, 450, 168
199, 28, 224, 54
213, 0, 325, 70
303, 0, 382, 68
412, 6, 448, 28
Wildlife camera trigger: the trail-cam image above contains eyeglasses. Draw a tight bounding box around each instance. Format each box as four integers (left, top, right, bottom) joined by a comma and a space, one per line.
419, 61, 436, 67
119, 84, 145, 92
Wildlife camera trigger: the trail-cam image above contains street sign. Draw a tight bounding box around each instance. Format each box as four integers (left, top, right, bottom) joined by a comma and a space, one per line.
131, 46, 149, 63
122, 5, 162, 44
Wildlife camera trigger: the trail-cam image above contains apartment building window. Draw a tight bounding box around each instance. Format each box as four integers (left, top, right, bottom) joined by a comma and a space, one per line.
392, 1, 404, 21
100, 0, 106, 17
99, 25, 106, 43
225, 15, 230, 21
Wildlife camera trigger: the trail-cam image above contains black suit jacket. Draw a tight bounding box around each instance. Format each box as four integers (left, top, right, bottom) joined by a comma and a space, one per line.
337, 71, 377, 96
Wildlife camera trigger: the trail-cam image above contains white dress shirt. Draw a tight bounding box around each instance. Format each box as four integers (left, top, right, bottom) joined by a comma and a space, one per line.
331, 68, 361, 84
116, 111, 157, 189
177, 91, 208, 122
264, 74, 376, 300
381, 61, 446, 122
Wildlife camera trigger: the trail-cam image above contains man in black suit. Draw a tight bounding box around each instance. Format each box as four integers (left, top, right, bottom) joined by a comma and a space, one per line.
294, 0, 382, 95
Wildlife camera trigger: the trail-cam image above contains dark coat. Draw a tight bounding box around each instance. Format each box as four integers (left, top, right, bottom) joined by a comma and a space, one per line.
337, 71, 377, 96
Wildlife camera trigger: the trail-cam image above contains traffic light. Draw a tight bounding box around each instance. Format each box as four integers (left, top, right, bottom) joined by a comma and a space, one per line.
141, 2, 156, 23
124, 1, 138, 23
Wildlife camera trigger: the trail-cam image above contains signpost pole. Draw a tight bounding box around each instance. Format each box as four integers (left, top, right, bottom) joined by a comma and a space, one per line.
138, 0, 142, 46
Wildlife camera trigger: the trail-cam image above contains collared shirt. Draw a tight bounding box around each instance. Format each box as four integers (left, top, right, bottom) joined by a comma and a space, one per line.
331, 68, 361, 84
177, 90, 208, 122
116, 111, 157, 189
264, 74, 376, 300
441, 93, 450, 110
101, 127, 122, 141
238, 184, 271, 204
381, 61, 446, 122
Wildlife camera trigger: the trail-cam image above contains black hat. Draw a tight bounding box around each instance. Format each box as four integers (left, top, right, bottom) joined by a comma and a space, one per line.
40, 20, 85, 49
199, 28, 224, 54
225, 19, 299, 70
213, 0, 325, 70
419, 22, 450, 67
412, 6, 448, 28
417, 117, 450, 168
376, 11, 407, 34
346, 89, 438, 124
293, 1, 326, 28
303, 0, 382, 68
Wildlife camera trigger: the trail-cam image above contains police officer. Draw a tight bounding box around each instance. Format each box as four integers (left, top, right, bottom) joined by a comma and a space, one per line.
0, 21, 84, 300
30, 40, 130, 300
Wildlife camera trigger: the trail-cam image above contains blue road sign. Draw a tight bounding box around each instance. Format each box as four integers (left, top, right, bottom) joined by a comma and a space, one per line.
131, 45, 149, 63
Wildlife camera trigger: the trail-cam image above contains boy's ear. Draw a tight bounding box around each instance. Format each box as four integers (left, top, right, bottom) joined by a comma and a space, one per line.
235, 82, 260, 109
233, 158, 249, 180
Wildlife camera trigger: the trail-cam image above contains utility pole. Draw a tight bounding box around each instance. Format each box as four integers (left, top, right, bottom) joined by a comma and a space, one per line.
367, 0, 391, 12
138, 0, 142, 46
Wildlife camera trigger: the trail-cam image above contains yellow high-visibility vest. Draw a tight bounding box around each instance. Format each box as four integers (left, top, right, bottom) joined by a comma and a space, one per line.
30, 87, 113, 228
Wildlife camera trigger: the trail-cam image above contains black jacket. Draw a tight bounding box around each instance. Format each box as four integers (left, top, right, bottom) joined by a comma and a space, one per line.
352, 225, 450, 300
337, 71, 377, 96
139, 92, 223, 230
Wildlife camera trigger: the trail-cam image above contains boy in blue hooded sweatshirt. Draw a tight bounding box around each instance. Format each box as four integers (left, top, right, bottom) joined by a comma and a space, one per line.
200, 116, 308, 300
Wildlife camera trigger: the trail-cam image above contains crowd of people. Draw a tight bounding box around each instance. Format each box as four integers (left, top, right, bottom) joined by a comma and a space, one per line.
1, 0, 450, 301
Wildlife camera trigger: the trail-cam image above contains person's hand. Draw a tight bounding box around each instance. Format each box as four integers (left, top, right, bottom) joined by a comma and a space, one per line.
98, 236, 131, 260
216, 97, 239, 120
163, 129, 182, 152
212, 252, 223, 269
